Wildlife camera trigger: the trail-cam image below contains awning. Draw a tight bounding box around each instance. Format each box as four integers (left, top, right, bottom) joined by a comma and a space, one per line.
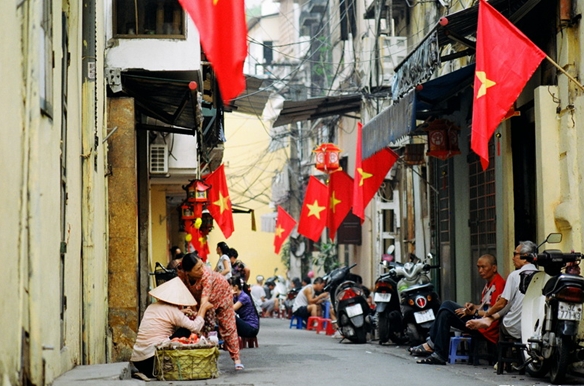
272, 94, 362, 127
120, 71, 202, 134
392, 0, 542, 100
227, 75, 274, 117
363, 65, 474, 158
415, 64, 475, 121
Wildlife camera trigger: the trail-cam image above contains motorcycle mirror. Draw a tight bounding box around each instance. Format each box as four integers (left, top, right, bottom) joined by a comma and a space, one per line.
538, 233, 562, 250
386, 245, 395, 255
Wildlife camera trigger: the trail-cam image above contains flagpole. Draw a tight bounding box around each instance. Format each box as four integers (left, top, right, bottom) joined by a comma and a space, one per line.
545, 55, 584, 91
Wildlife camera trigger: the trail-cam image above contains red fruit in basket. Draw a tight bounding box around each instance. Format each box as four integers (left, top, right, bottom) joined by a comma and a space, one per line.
171, 338, 180, 342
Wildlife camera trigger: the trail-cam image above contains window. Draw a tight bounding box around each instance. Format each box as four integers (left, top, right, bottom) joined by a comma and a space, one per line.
40, 0, 53, 116
263, 41, 273, 64
113, 0, 185, 38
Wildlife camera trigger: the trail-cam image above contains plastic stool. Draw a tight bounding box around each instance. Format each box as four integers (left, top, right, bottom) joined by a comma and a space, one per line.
289, 315, 306, 329
238, 336, 258, 349
449, 336, 472, 364
497, 339, 525, 374
307, 316, 321, 331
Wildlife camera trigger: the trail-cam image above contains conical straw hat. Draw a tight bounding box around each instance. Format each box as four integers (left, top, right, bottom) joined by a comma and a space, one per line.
148, 277, 197, 306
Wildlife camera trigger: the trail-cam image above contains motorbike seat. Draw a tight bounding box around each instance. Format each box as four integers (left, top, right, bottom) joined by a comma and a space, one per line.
542, 274, 584, 296
400, 283, 433, 294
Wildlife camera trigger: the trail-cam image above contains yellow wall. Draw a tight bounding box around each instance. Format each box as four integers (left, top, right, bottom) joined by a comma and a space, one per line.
151, 186, 170, 270
207, 112, 288, 282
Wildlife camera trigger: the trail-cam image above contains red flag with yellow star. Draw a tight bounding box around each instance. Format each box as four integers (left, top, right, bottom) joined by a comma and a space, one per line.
327, 170, 353, 240
297, 176, 328, 242
274, 206, 296, 254
352, 122, 365, 222
178, 0, 247, 103
471, 0, 545, 170
205, 164, 234, 238
353, 147, 399, 223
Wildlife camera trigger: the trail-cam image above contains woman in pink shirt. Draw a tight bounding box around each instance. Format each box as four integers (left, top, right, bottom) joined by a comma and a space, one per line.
130, 277, 212, 379
181, 252, 244, 370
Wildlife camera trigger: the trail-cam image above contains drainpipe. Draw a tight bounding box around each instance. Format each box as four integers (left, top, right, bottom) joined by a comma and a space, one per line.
81, 0, 97, 365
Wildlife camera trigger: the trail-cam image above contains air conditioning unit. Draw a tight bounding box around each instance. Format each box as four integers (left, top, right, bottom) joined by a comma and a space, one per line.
149, 143, 169, 174
378, 36, 407, 84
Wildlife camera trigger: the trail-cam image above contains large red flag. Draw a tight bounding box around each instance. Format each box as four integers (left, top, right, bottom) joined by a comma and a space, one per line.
471, 0, 545, 170
353, 148, 399, 221
352, 122, 365, 221
327, 170, 353, 240
205, 164, 235, 238
297, 176, 328, 242
178, 0, 247, 103
274, 206, 297, 254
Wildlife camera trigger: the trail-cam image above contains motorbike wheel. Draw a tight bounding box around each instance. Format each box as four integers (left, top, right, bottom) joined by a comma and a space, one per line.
406, 323, 423, 346
378, 313, 390, 344
549, 335, 570, 384
524, 354, 549, 378
354, 327, 368, 344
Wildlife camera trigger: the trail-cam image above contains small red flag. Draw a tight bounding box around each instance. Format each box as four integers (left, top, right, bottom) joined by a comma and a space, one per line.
205, 164, 235, 238
352, 122, 365, 221
353, 148, 399, 222
274, 206, 297, 254
297, 176, 329, 242
471, 0, 545, 170
327, 170, 354, 240
178, 0, 247, 103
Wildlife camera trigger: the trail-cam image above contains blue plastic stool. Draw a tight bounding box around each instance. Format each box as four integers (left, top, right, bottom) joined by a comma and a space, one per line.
289, 315, 306, 329
449, 336, 472, 364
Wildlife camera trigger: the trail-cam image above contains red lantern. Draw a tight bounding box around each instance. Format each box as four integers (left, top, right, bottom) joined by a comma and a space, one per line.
186, 180, 210, 203
181, 203, 196, 220
423, 119, 461, 160
313, 143, 342, 173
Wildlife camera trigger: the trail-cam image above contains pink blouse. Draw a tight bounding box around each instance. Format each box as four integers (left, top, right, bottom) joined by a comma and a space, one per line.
130, 302, 204, 362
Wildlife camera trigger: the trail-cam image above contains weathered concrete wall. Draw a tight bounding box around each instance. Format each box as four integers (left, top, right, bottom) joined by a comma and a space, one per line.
107, 98, 139, 361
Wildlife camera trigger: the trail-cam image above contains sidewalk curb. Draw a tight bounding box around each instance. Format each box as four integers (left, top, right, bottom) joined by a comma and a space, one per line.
52, 362, 143, 385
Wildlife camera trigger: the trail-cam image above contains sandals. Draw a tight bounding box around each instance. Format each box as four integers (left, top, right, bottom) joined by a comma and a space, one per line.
235, 363, 245, 371
408, 344, 433, 356
131, 372, 151, 381
417, 355, 446, 365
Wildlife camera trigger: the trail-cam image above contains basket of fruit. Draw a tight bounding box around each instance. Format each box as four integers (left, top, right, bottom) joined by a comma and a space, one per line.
154, 334, 219, 381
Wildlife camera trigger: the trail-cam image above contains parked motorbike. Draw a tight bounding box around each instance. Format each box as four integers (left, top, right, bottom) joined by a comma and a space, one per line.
374, 252, 441, 345
373, 246, 407, 344
324, 264, 373, 343
520, 233, 584, 384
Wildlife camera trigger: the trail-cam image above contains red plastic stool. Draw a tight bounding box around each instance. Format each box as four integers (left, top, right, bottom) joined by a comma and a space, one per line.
307, 316, 322, 331
238, 336, 259, 349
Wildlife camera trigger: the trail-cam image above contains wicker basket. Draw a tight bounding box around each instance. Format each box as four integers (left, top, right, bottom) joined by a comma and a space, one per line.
154, 344, 219, 381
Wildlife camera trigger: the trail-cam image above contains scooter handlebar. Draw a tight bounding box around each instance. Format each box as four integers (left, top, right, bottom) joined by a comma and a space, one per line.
522, 249, 582, 265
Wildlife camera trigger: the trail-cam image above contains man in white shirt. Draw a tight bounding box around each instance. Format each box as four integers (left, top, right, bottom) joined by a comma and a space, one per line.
250, 275, 267, 313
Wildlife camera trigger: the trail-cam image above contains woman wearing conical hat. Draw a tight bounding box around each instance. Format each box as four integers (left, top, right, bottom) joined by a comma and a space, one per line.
130, 277, 213, 379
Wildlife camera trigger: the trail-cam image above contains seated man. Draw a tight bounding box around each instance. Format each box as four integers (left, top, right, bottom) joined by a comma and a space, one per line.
260, 280, 279, 317
292, 277, 330, 322
412, 254, 505, 365
466, 241, 538, 341
250, 275, 267, 313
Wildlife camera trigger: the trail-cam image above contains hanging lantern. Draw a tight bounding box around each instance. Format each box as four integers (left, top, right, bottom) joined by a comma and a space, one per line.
199, 210, 214, 234
181, 203, 196, 220
313, 143, 342, 173
185, 180, 210, 203
423, 119, 461, 160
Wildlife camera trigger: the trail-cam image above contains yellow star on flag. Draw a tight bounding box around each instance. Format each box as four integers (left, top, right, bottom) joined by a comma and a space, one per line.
330, 191, 341, 213
275, 224, 284, 238
213, 192, 230, 214
213, 0, 219, 5
306, 199, 326, 219
358, 167, 373, 187
475, 71, 496, 99
199, 236, 207, 246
